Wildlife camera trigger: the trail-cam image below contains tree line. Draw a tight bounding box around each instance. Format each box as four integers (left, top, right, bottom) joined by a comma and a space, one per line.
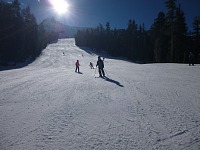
75, 0, 200, 63
0, 0, 59, 66
0, 0, 199, 65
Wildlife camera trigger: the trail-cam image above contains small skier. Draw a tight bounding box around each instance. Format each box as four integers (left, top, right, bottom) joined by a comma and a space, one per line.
189, 52, 195, 66
75, 60, 80, 72
89, 62, 94, 69
96, 56, 105, 77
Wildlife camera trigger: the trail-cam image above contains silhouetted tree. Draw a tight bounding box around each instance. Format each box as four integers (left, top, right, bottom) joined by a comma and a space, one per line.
192, 16, 200, 63
151, 12, 168, 62
0, 0, 40, 65
165, 0, 177, 62
174, 4, 187, 62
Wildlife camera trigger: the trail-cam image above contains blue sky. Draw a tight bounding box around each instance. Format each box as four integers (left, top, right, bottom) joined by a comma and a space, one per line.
16, 0, 200, 30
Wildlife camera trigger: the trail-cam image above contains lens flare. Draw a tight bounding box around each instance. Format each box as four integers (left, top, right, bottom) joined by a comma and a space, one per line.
49, 0, 69, 15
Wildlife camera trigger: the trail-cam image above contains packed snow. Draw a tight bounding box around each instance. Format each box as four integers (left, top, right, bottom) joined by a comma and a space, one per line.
0, 38, 200, 150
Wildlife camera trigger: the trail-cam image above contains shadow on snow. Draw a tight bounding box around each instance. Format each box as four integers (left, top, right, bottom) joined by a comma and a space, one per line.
78, 46, 146, 64
103, 77, 124, 87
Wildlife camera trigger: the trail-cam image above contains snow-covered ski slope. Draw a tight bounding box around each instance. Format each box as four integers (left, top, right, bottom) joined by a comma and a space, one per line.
1, 38, 200, 150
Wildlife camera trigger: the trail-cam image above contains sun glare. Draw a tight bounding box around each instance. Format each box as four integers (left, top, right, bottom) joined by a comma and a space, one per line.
49, 0, 69, 15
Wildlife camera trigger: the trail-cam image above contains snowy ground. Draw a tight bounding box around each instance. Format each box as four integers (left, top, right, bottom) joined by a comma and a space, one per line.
0, 38, 200, 150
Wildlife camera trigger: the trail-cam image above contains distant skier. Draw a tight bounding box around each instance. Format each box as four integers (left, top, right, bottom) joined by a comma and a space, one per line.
96, 56, 105, 77
89, 62, 94, 69
75, 60, 80, 72
189, 52, 195, 66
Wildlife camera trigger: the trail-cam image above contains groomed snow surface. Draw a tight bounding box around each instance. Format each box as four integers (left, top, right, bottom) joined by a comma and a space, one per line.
0, 38, 200, 150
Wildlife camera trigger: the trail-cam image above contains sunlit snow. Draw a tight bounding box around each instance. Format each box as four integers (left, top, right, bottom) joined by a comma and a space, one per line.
0, 38, 200, 149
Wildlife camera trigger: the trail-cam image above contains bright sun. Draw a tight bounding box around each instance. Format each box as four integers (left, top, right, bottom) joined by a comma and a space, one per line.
49, 0, 69, 15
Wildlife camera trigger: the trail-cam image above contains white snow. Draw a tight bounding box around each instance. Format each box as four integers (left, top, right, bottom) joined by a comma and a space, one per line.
0, 38, 200, 150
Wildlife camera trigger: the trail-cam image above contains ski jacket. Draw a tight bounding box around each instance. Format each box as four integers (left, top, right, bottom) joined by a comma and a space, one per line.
96, 59, 104, 69
189, 53, 194, 60
75, 61, 80, 66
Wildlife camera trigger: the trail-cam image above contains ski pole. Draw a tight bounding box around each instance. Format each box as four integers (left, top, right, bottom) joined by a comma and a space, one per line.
94, 67, 97, 77
104, 68, 109, 77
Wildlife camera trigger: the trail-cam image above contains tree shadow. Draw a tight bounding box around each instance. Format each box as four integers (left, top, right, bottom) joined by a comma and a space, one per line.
78, 46, 147, 64
78, 47, 97, 56
103, 77, 124, 87
0, 59, 34, 71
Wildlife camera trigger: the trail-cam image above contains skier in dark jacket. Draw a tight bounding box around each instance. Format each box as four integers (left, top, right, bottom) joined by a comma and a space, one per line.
96, 56, 105, 77
189, 52, 195, 66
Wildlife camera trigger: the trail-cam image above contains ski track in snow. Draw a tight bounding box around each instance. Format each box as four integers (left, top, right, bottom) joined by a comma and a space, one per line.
0, 38, 200, 150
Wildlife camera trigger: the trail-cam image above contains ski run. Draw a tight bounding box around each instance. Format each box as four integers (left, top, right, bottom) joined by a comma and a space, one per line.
0, 38, 200, 150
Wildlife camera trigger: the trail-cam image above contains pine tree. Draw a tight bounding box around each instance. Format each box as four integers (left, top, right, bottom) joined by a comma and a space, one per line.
0, 0, 24, 63
105, 22, 112, 53
192, 16, 200, 63
125, 20, 138, 60
174, 4, 187, 62
151, 12, 168, 62
12, 0, 20, 18
1, 0, 41, 64
22, 6, 38, 58
165, 0, 177, 62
